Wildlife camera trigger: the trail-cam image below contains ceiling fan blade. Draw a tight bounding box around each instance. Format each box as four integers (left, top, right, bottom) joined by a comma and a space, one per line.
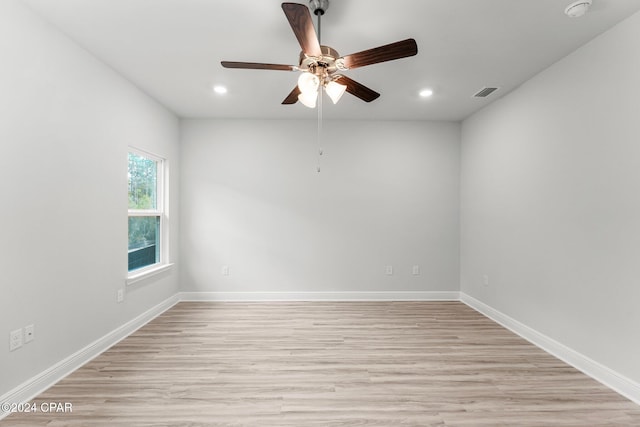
282, 86, 301, 104
282, 3, 322, 57
221, 61, 296, 71
341, 38, 418, 70
335, 75, 380, 102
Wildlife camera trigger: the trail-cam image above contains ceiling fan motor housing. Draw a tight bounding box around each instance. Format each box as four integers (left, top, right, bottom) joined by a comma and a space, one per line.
309, 0, 329, 15
299, 45, 341, 70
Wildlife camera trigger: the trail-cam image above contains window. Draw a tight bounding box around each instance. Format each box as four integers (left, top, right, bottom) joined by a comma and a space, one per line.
128, 149, 169, 279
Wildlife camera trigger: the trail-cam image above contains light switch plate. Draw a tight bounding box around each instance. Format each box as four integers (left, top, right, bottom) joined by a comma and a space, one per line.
10, 329, 23, 351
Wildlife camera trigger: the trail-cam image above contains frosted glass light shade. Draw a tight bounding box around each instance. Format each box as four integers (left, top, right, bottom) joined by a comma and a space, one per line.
298, 91, 318, 108
297, 72, 320, 94
325, 81, 347, 104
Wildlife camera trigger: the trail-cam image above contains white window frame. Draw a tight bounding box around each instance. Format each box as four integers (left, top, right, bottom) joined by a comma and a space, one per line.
126, 147, 172, 285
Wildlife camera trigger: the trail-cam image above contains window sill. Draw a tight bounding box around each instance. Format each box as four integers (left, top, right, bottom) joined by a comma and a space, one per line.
127, 263, 174, 286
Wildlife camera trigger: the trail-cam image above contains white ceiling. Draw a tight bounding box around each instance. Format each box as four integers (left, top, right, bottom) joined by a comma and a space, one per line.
22, 0, 640, 121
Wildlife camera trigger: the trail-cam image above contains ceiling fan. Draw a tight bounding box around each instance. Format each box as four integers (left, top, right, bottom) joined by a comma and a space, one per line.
221, 0, 418, 108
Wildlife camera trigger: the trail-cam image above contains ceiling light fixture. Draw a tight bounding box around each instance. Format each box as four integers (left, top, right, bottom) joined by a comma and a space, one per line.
419, 88, 434, 98
298, 90, 318, 108
325, 80, 347, 104
564, 0, 592, 18
297, 72, 320, 94
213, 85, 227, 94
296, 67, 347, 108
297, 71, 320, 108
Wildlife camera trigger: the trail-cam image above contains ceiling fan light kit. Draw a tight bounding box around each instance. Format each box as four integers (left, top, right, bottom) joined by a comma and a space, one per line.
298, 91, 318, 108
298, 72, 320, 94
221, 1, 418, 108
325, 80, 347, 104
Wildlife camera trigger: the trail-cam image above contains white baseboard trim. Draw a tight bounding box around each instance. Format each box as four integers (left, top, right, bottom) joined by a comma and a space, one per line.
460, 292, 640, 406
179, 291, 461, 301
0, 294, 179, 420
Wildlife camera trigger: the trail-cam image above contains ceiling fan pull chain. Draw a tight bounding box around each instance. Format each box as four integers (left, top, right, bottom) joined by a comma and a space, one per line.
317, 79, 323, 173
316, 6, 324, 173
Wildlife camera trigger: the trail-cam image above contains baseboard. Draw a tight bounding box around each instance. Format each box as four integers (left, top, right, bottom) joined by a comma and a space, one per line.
0, 294, 180, 419
179, 290, 461, 301
460, 292, 640, 406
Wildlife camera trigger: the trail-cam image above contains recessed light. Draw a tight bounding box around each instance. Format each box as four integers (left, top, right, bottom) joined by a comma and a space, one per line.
213, 85, 227, 94
565, 0, 592, 18
419, 88, 433, 98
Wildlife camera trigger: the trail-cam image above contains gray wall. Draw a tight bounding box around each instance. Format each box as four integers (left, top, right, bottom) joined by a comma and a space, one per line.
0, 0, 180, 396
460, 11, 640, 383
180, 119, 460, 296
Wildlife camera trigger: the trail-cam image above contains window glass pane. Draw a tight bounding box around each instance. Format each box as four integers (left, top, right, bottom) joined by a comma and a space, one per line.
128, 216, 160, 271
128, 152, 157, 210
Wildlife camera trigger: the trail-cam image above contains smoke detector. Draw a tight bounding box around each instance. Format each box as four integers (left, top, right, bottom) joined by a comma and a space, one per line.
565, 0, 592, 18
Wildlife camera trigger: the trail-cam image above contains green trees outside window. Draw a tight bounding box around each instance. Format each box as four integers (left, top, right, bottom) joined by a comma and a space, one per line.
128, 151, 164, 272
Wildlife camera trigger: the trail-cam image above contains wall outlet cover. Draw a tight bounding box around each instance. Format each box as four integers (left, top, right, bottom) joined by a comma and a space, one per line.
25, 324, 35, 343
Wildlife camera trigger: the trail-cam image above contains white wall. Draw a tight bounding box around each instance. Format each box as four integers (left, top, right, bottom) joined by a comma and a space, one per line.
0, 0, 180, 396
460, 11, 640, 384
180, 119, 460, 297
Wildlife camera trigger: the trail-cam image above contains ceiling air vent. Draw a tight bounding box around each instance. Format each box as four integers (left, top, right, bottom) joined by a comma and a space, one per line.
474, 87, 499, 98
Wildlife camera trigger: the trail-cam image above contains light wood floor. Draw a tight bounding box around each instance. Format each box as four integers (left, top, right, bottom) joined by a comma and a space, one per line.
2, 301, 639, 426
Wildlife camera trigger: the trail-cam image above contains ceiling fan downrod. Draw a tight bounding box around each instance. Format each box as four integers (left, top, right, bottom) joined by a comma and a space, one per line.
309, 0, 329, 42
309, 0, 329, 15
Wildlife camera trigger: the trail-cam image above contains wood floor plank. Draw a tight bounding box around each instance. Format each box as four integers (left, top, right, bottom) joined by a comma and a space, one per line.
2, 301, 639, 426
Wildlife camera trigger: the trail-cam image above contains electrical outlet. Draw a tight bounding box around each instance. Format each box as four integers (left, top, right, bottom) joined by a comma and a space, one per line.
412, 265, 420, 275
221, 265, 230, 276
385, 265, 393, 275
10, 329, 23, 351
117, 289, 124, 303
24, 325, 35, 343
